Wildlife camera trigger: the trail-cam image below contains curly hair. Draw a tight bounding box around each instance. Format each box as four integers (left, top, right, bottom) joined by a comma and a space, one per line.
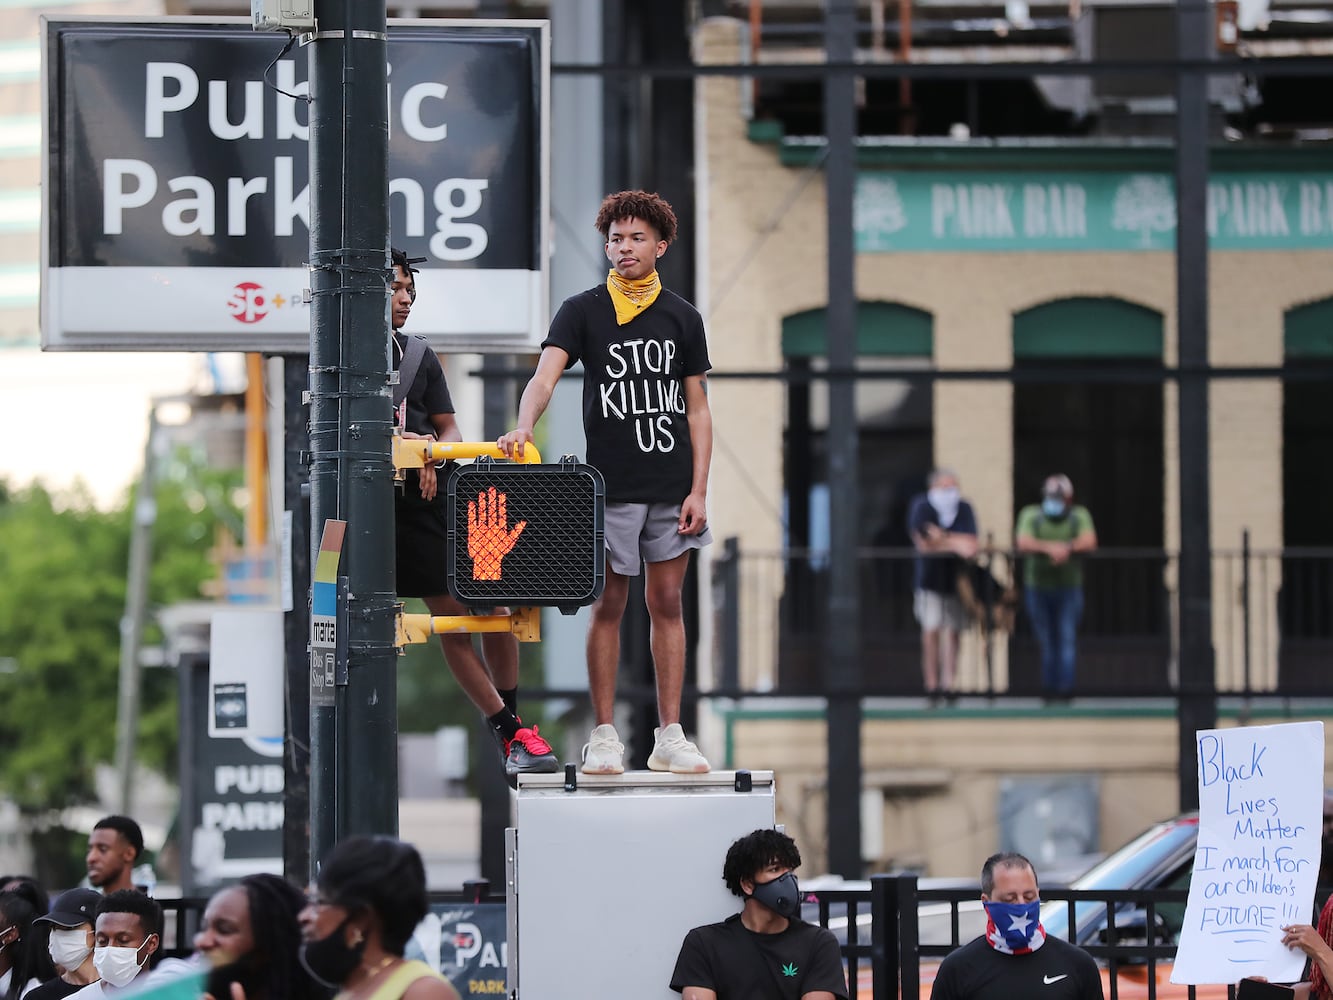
594, 190, 678, 245
317, 836, 428, 955
721, 830, 803, 899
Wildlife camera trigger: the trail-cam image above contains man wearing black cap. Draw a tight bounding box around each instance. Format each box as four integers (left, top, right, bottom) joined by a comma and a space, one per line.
28, 889, 101, 1000
388, 249, 557, 783
85, 817, 142, 895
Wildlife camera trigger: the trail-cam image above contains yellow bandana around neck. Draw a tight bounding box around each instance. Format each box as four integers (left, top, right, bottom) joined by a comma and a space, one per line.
607, 268, 662, 326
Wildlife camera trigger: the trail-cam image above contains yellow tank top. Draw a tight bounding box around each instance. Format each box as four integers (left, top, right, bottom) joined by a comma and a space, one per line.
336, 959, 458, 1000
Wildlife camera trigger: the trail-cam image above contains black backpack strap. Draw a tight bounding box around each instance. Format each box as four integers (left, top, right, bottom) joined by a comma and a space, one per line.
392, 336, 430, 410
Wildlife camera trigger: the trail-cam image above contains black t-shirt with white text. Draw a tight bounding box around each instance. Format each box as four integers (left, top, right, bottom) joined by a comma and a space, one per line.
670, 914, 849, 999
543, 284, 711, 503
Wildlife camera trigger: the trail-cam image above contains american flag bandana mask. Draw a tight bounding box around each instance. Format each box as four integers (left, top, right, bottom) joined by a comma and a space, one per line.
983, 899, 1046, 954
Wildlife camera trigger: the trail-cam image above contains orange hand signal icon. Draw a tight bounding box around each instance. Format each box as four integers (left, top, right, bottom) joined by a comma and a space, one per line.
467, 487, 527, 581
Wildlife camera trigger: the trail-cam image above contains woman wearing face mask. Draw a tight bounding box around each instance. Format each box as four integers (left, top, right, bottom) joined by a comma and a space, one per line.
298, 837, 459, 1000
196, 873, 327, 1000
27, 890, 101, 1000
0, 891, 55, 1000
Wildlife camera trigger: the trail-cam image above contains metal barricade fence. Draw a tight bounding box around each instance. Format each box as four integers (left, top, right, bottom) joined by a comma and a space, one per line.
808, 875, 1247, 1000
159, 879, 1269, 999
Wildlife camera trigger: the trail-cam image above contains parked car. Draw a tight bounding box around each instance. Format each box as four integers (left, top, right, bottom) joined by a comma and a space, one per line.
1030, 813, 1224, 999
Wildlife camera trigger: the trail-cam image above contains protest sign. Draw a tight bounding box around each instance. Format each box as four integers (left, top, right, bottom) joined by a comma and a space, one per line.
1172, 721, 1325, 985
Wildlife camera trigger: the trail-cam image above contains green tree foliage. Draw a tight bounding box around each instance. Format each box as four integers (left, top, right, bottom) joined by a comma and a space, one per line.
0, 448, 242, 815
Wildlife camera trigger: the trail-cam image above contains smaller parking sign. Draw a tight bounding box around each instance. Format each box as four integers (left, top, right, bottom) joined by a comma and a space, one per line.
310, 521, 346, 707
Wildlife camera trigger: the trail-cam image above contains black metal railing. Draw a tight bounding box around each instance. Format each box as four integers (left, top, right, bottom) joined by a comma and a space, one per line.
713, 536, 1333, 699
156, 879, 1282, 999
814, 875, 1252, 1000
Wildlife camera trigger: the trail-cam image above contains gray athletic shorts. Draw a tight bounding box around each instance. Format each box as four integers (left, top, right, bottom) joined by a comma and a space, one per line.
604, 501, 713, 576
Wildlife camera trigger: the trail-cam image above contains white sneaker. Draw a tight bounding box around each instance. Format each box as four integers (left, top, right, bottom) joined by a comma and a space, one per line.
647, 723, 710, 773
581, 724, 625, 774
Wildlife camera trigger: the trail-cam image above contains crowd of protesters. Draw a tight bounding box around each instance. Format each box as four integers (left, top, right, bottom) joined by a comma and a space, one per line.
1, 816, 461, 1000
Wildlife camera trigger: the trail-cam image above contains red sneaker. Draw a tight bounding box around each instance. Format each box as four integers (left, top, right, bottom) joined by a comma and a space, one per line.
505, 724, 559, 777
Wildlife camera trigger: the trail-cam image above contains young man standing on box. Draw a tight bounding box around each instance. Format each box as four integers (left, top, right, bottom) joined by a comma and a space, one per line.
499, 190, 713, 774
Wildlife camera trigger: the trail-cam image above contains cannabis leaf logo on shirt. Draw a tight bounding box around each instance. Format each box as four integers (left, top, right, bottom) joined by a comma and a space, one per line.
781, 963, 798, 977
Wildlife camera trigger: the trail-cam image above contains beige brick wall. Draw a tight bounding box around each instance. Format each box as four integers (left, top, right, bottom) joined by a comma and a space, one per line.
694, 15, 1333, 877
728, 711, 1333, 876
695, 16, 1333, 692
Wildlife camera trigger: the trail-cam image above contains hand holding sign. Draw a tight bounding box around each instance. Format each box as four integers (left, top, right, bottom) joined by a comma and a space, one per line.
467, 487, 527, 581
1171, 721, 1325, 986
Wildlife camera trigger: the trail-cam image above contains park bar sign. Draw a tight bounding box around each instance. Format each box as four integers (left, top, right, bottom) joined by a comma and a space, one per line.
41, 17, 549, 352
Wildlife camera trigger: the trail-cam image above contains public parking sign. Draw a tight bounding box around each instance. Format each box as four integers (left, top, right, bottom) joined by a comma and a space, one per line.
41, 17, 548, 352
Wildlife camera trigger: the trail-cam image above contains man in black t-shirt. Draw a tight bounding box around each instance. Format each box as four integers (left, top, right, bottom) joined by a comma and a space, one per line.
670, 829, 847, 1000
930, 852, 1103, 1000
389, 249, 556, 782
499, 192, 713, 775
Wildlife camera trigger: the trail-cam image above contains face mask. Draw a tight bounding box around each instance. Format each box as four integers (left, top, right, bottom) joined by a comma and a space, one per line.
1041, 497, 1067, 519
298, 917, 366, 989
49, 928, 93, 970
927, 487, 959, 511
93, 939, 151, 988
748, 871, 801, 919
984, 899, 1042, 951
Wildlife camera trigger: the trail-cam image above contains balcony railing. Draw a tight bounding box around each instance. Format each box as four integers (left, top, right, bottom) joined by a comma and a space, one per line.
712, 536, 1333, 698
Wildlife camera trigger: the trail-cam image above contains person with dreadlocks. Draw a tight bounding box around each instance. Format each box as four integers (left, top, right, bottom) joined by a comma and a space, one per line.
498, 191, 714, 775
195, 873, 326, 1000
388, 248, 558, 783
1280, 898, 1333, 999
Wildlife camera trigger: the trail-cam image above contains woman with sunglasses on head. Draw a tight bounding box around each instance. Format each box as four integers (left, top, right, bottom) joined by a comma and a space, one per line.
298, 837, 458, 1000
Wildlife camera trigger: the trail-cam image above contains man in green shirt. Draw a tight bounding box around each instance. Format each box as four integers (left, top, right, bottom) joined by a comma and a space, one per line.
1014, 475, 1097, 698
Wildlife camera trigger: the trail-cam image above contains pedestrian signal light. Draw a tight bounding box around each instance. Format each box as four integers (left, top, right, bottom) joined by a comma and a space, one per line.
447, 457, 605, 612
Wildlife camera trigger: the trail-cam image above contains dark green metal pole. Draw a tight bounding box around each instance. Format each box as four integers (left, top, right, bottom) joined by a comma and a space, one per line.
283, 355, 312, 884
824, 0, 864, 877
308, 0, 396, 871
1175, 0, 1218, 809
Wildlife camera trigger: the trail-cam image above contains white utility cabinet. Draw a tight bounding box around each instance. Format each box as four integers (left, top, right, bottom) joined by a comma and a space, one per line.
507, 769, 777, 999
